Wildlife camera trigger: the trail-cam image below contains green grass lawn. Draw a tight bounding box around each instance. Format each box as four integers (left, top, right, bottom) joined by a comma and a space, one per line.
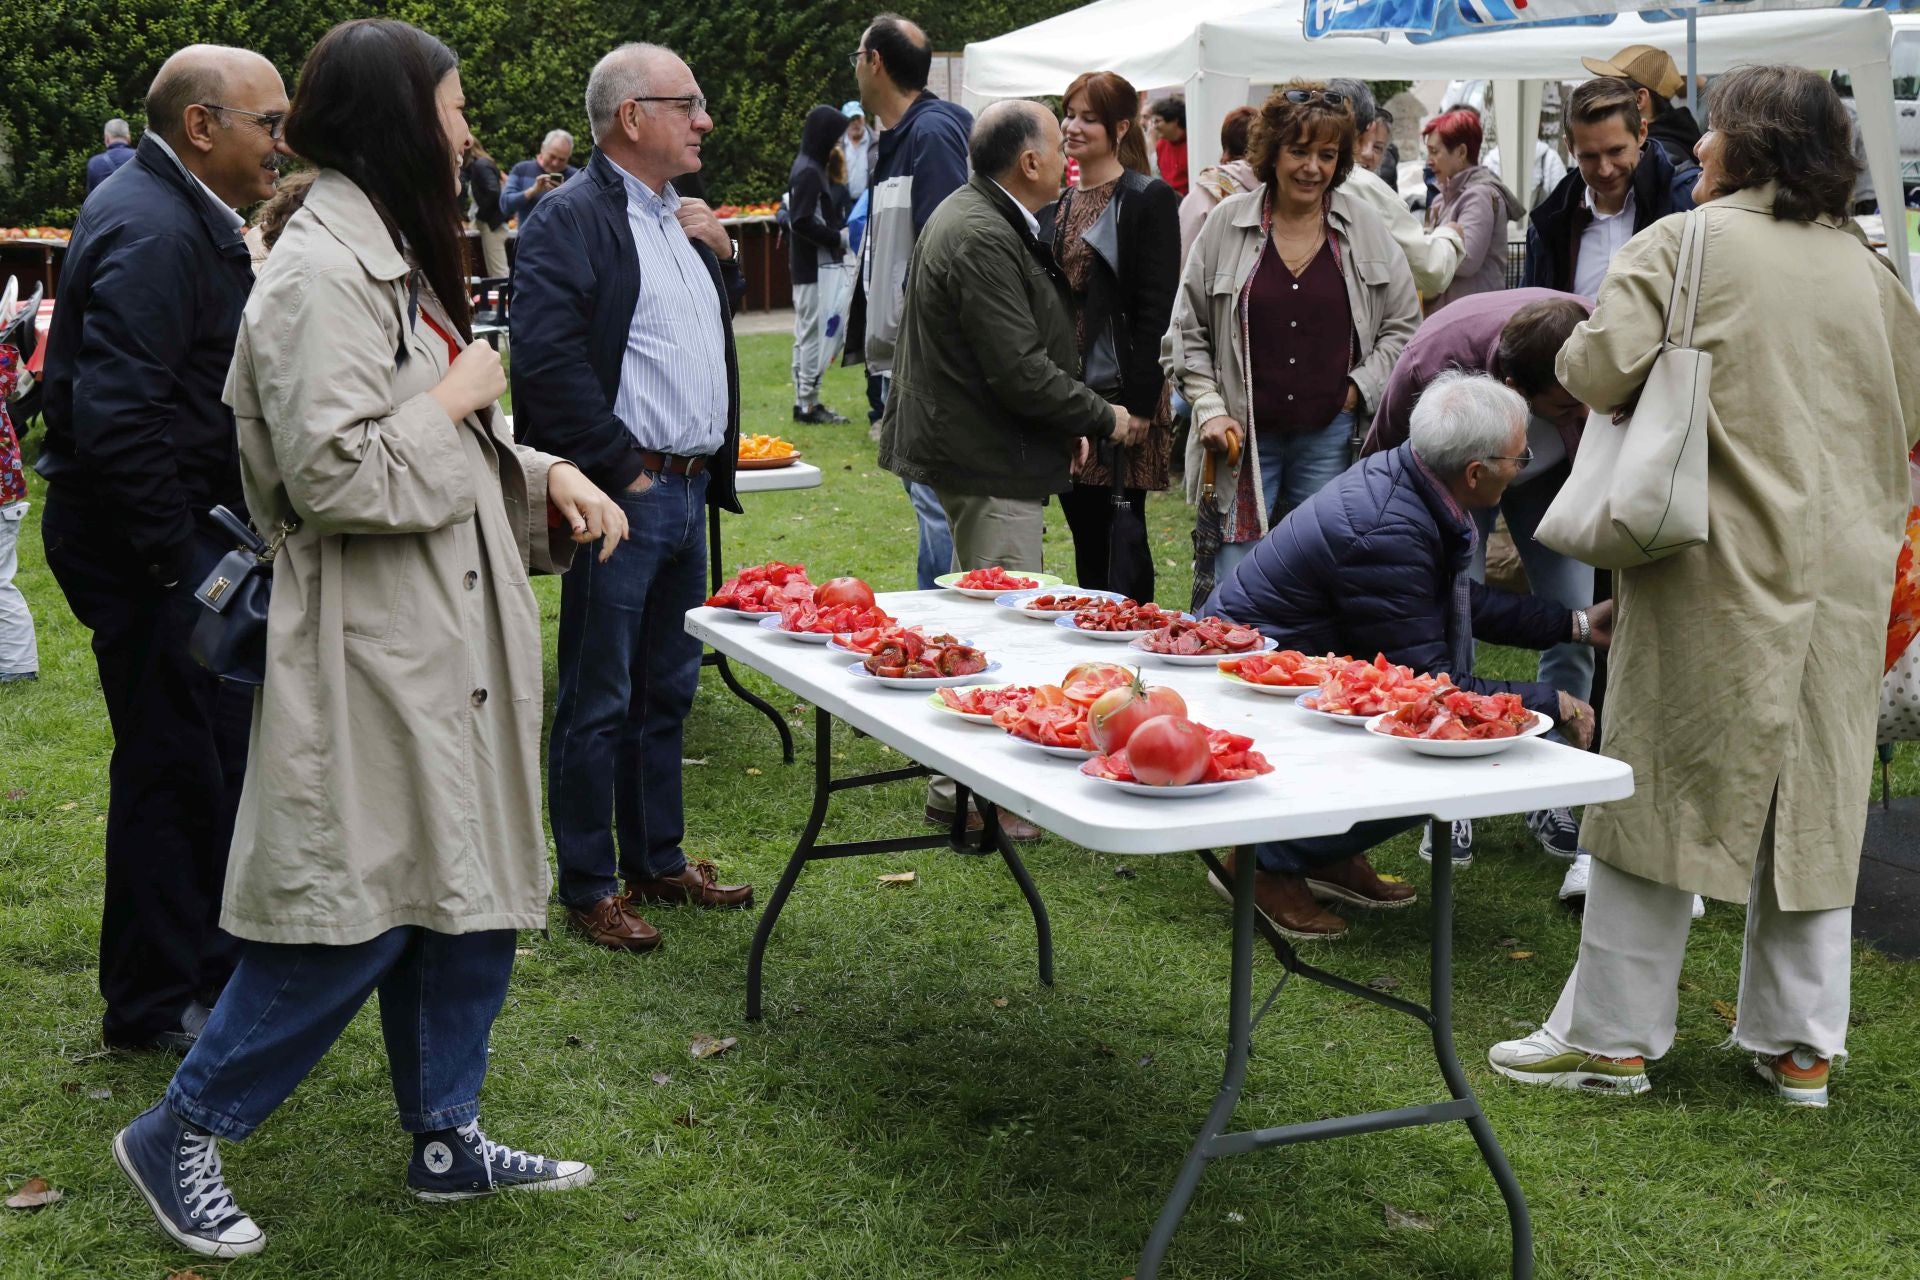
3, 332, 1918, 1278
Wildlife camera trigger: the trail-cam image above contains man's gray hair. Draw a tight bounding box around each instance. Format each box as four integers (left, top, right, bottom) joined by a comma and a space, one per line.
968, 100, 1049, 181
1408, 370, 1528, 475
104, 117, 132, 142
542, 128, 575, 152
1325, 79, 1377, 134
585, 43, 672, 143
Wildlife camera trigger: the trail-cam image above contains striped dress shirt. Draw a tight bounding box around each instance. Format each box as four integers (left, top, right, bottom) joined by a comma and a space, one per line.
607, 157, 728, 456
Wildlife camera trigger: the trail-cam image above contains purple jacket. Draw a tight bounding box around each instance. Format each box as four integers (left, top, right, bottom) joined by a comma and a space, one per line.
1360, 287, 1591, 460
1425, 164, 1521, 312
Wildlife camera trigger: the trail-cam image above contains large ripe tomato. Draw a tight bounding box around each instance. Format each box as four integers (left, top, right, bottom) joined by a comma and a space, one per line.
1125, 715, 1212, 786
1061, 662, 1134, 707
815, 576, 876, 610
1088, 675, 1188, 753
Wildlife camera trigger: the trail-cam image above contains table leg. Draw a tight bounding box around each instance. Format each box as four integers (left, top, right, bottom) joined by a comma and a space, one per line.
977, 799, 1054, 989
704, 501, 796, 764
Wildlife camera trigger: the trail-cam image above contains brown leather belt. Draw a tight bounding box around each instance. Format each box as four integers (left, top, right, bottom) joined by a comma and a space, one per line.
636, 450, 708, 477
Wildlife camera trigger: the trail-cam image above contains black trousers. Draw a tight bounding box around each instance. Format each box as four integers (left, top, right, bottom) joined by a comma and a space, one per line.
41, 489, 249, 1044
1058, 480, 1154, 601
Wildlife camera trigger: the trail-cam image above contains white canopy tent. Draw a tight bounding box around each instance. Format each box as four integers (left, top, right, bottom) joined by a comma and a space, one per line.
963, 0, 1909, 285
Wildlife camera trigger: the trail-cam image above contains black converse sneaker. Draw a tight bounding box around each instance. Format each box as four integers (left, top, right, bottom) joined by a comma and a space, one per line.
1417, 818, 1474, 868
113, 1103, 265, 1257
407, 1121, 595, 1201
1525, 807, 1581, 860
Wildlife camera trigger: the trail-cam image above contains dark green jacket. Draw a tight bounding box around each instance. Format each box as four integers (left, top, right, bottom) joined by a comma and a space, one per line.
878, 174, 1114, 498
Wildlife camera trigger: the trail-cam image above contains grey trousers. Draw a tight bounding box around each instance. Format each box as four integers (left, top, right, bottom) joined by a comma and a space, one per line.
791, 264, 847, 407
0, 501, 36, 676
477, 223, 509, 278
1545, 808, 1852, 1061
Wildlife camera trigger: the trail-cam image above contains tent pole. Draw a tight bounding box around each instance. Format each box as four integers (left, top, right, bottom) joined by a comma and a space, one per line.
1686, 12, 1699, 114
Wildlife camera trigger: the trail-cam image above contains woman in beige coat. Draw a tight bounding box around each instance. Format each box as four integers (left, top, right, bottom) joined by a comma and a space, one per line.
1492, 66, 1920, 1109
113, 20, 626, 1260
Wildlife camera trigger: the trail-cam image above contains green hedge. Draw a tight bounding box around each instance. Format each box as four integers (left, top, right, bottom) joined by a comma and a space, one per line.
2, 0, 1078, 227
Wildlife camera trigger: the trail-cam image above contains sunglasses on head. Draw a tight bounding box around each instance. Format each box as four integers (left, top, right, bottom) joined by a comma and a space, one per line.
1282, 89, 1348, 108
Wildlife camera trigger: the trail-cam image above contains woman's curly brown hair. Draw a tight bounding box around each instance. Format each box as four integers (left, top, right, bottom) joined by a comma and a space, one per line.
1245, 79, 1356, 200
254, 169, 318, 255
1704, 65, 1859, 222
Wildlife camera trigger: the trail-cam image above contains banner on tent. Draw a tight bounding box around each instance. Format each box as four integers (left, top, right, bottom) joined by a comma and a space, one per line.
1306, 0, 1917, 38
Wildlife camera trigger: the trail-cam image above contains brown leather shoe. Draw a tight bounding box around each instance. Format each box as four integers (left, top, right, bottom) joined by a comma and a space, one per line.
923, 805, 1042, 844
566, 894, 662, 951
1208, 849, 1350, 941
1306, 853, 1419, 910
626, 860, 754, 910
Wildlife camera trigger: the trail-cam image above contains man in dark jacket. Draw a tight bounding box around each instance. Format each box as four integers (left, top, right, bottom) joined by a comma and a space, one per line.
852, 13, 973, 588
1203, 374, 1607, 940
511, 42, 752, 954
38, 44, 288, 1052
499, 129, 578, 222
1520, 76, 1697, 296
1581, 44, 1703, 171
85, 118, 136, 194
788, 104, 852, 424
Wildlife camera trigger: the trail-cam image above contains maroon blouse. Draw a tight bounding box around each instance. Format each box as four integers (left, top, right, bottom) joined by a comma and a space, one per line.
1245, 236, 1355, 434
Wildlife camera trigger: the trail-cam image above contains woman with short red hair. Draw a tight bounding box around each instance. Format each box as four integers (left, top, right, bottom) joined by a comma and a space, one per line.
1422, 108, 1521, 310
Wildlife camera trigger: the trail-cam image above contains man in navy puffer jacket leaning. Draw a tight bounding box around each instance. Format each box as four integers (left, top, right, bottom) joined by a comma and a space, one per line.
1202, 372, 1609, 941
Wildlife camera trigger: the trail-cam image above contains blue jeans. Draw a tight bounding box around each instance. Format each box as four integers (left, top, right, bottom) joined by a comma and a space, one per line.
166, 927, 514, 1139
549, 470, 708, 906
904, 480, 955, 590
1214, 412, 1354, 583
1469, 460, 1595, 702
1253, 816, 1426, 875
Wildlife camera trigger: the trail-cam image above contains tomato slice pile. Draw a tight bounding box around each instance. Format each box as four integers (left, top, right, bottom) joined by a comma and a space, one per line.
1309, 654, 1444, 717
955, 566, 1039, 591
938, 685, 1039, 716
707, 561, 814, 612
993, 685, 1096, 749
1378, 687, 1535, 740
1083, 725, 1273, 784
1061, 663, 1134, 707
1024, 593, 1110, 612
1140, 615, 1264, 655
860, 630, 989, 678
1071, 599, 1182, 633
1220, 649, 1346, 687
835, 624, 940, 655
778, 599, 895, 634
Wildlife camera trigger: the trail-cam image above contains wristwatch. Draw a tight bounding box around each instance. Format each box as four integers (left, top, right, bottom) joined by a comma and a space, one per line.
725, 236, 740, 263
1572, 608, 1591, 645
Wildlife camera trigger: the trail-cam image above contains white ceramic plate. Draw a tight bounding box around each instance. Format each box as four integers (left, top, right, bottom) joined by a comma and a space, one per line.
1054, 612, 1191, 642
829, 630, 976, 656
845, 660, 1003, 690
1127, 634, 1278, 666
993, 587, 1127, 620
1077, 764, 1263, 798
1294, 695, 1376, 727
1217, 669, 1317, 698
923, 683, 1032, 725
936, 570, 1063, 599
712, 605, 782, 620
1004, 734, 1099, 760
758, 614, 834, 643
1364, 709, 1554, 758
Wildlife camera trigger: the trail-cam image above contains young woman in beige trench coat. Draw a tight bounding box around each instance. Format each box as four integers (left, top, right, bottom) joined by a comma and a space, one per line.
112, 21, 628, 1259
1491, 66, 1920, 1109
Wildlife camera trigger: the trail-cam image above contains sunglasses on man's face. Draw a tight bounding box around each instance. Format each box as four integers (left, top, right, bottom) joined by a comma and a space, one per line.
1282, 89, 1348, 108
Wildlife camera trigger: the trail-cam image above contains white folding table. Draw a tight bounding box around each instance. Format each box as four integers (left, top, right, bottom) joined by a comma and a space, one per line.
687, 589, 1633, 1279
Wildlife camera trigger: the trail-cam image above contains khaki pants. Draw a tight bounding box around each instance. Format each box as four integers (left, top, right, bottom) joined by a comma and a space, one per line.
925, 490, 1047, 814
1545, 803, 1852, 1061
477, 223, 509, 279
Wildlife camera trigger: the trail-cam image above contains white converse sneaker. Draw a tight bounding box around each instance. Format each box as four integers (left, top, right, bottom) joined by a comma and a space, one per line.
1488, 1028, 1651, 1095
1557, 851, 1591, 904
1417, 819, 1473, 868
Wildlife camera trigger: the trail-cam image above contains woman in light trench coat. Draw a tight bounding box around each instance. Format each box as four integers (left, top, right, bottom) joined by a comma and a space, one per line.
1492, 67, 1920, 1108
113, 20, 627, 1259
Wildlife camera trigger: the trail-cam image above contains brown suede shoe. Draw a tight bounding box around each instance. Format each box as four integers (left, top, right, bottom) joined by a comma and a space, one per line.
923, 805, 1042, 844
1207, 849, 1350, 941
1305, 854, 1419, 911
626, 860, 754, 910
566, 894, 662, 952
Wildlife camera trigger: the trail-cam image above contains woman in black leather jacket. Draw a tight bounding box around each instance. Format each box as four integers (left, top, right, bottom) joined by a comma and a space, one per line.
788, 104, 852, 424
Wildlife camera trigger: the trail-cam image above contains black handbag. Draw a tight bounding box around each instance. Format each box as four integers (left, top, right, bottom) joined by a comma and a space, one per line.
189, 505, 297, 686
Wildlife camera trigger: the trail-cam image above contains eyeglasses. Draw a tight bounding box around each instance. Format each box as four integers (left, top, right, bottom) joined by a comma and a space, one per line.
1281, 89, 1349, 108
627, 95, 708, 117
847, 49, 869, 68
1482, 446, 1535, 469
197, 103, 286, 141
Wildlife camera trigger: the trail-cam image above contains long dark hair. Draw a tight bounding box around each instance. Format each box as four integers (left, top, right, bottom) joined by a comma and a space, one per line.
285, 19, 472, 338
1705, 65, 1859, 223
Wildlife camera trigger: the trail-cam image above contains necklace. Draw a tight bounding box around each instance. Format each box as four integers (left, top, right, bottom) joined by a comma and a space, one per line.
1273, 219, 1325, 275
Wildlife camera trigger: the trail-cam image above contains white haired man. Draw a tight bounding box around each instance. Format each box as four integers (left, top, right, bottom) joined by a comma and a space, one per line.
86, 117, 137, 193
1199, 372, 1607, 940
500, 127, 579, 220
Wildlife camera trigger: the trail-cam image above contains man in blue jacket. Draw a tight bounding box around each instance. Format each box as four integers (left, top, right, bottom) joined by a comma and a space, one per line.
1203, 373, 1608, 941
511, 42, 753, 954
84, 118, 137, 194
38, 44, 288, 1052
1520, 76, 1697, 296
499, 129, 578, 222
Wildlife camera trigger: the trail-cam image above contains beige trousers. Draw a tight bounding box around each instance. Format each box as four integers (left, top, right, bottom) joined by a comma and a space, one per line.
1545, 809, 1852, 1061
477, 224, 510, 279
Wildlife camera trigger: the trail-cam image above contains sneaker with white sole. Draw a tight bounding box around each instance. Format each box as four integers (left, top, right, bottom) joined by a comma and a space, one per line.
1487, 1029, 1651, 1096
1754, 1047, 1830, 1108
113, 1103, 266, 1258
1417, 819, 1473, 868
1559, 852, 1705, 918
1525, 808, 1581, 859
407, 1120, 595, 1201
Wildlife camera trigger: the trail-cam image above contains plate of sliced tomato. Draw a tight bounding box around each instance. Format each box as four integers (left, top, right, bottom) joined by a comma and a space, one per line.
926, 683, 1037, 725
767, 599, 895, 639
758, 614, 835, 644
848, 660, 1002, 690
706, 561, 815, 617
1129, 616, 1274, 665
1078, 723, 1273, 796
992, 684, 1099, 753
1217, 649, 1344, 696
830, 625, 975, 656
995, 588, 1127, 620
1366, 690, 1552, 758
936, 567, 1063, 598
1055, 599, 1189, 641
848, 631, 996, 687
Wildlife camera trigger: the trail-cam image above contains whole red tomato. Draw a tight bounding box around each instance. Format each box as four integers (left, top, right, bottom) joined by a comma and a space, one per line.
815, 577, 876, 610
1088, 677, 1188, 753
1125, 715, 1212, 786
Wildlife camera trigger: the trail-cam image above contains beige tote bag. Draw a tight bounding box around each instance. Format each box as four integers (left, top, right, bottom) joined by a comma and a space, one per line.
1537, 208, 1710, 570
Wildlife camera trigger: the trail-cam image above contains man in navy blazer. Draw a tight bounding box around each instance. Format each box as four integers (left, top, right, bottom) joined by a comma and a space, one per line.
511, 42, 753, 954
85, 119, 137, 193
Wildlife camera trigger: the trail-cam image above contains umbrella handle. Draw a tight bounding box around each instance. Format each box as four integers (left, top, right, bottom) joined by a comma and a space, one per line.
1223, 426, 1241, 469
